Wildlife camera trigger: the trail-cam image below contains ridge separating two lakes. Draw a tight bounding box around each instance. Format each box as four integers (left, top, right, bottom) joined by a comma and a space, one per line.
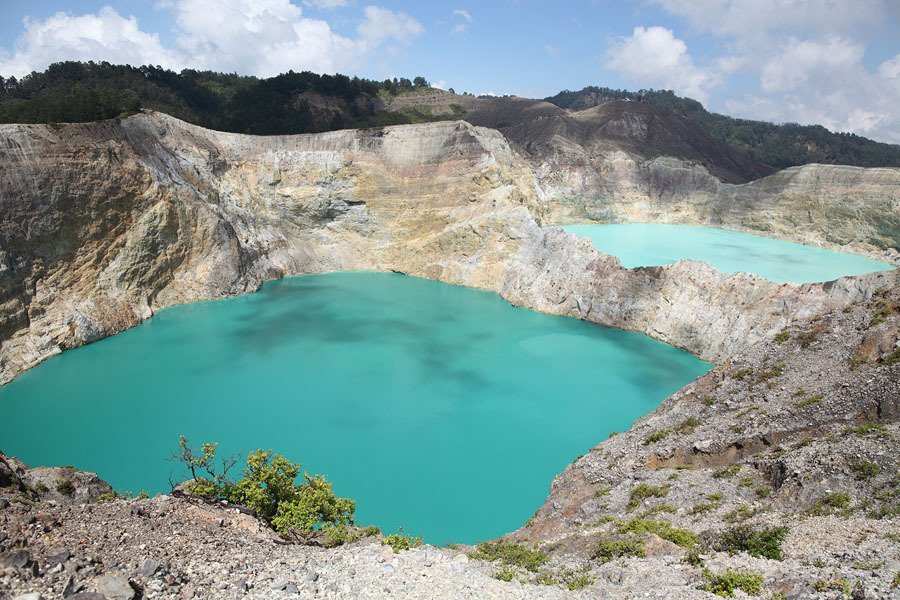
0, 271, 712, 545
561, 223, 895, 283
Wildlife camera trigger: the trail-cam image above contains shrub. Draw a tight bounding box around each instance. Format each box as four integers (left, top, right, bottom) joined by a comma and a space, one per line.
723, 505, 756, 523
757, 364, 784, 383
675, 417, 701, 435
644, 428, 671, 445
615, 518, 698, 548
702, 396, 717, 406
713, 465, 741, 479
732, 368, 754, 381
846, 421, 889, 437
774, 330, 790, 344
701, 568, 763, 597
382, 528, 422, 553
717, 525, 788, 560
174, 437, 355, 540
493, 566, 516, 581
55, 479, 75, 496
793, 394, 823, 409
592, 537, 645, 563
468, 540, 547, 572
807, 492, 852, 516
627, 483, 669, 509
851, 460, 880, 481
566, 573, 594, 590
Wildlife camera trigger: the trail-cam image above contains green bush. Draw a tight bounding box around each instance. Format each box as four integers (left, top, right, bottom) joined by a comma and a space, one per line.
675, 417, 701, 435
713, 465, 741, 479
382, 528, 422, 553
174, 437, 355, 539
615, 518, 698, 548
628, 483, 669, 509
468, 540, 547, 572
717, 525, 787, 560
592, 537, 645, 563
700, 568, 763, 597
55, 479, 75, 496
774, 331, 790, 344
792, 394, 823, 409
493, 566, 516, 581
851, 460, 880, 481
807, 492, 852, 516
644, 428, 671, 445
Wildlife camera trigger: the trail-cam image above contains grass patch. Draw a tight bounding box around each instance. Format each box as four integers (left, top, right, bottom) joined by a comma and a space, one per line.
468, 540, 547, 572
793, 394, 823, 409
701, 568, 763, 597
738, 476, 754, 488
717, 525, 788, 560
713, 465, 741, 479
845, 421, 889, 437
615, 518, 698, 548
774, 330, 790, 344
732, 368, 754, 381
592, 537, 645, 563
850, 460, 880, 481
757, 363, 785, 383
493, 566, 516, 581
798, 330, 819, 348
641, 504, 676, 517
675, 417, 701, 435
627, 483, 669, 510
644, 428, 671, 445
723, 505, 757, 523
807, 492, 852, 516
735, 407, 758, 419
702, 396, 717, 406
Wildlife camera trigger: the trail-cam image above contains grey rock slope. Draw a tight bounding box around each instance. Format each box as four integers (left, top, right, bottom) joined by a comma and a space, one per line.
1, 112, 895, 384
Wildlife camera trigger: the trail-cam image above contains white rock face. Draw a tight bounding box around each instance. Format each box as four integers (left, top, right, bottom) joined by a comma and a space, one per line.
0, 112, 896, 383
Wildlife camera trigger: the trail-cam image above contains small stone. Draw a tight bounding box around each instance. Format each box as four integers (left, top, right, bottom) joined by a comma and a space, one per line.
0, 531, 8, 543
306, 571, 319, 582
45, 549, 72, 565
67, 594, 107, 600
137, 558, 161, 578
0, 499, 9, 509
284, 583, 299, 594
95, 573, 137, 600
270, 579, 289, 591
13, 593, 44, 600
1, 550, 30, 568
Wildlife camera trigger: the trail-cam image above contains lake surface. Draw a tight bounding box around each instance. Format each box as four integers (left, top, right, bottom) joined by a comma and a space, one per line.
0, 272, 710, 544
563, 223, 894, 283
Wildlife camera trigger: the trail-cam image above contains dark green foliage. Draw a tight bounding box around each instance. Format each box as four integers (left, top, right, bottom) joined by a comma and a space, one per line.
718, 525, 788, 560
468, 540, 548, 572
545, 86, 900, 170
55, 479, 75, 496
627, 483, 669, 509
850, 460, 880, 481
0, 61, 432, 134
700, 568, 763, 597
174, 436, 355, 539
592, 537, 645, 563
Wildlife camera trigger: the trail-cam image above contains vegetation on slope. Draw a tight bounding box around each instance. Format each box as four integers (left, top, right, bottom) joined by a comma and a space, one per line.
545, 86, 900, 170
0, 61, 436, 134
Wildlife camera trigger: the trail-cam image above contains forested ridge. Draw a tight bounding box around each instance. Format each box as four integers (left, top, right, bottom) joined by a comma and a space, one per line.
545, 86, 900, 170
2, 62, 898, 170
0, 61, 434, 135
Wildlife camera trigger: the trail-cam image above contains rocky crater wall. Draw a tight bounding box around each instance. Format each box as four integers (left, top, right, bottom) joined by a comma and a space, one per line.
0, 112, 895, 384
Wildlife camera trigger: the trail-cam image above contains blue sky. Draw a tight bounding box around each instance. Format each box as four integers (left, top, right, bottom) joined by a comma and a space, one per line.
2, 1, 899, 143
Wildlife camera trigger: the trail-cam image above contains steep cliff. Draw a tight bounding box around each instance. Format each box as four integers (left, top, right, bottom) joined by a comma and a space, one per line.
0, 112, 894, 385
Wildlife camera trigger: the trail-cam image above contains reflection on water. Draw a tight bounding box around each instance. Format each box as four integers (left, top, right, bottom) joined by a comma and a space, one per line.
0, 272, 710, 544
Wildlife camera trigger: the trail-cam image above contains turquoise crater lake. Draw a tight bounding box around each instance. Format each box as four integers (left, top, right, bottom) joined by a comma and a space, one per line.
563, 223, 895, 283
0, 272, 710, 544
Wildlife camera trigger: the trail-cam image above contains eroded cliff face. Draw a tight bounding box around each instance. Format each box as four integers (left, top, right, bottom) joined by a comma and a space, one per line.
0, 112, 895, 384
536, 148, 900, 261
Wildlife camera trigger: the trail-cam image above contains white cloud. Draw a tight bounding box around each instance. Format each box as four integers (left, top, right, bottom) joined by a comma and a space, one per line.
302, 0, 348, 8
451, 24, 466, 34
650, 0, 886, 41
605, 26, 719, 101
544, 44, 559, 57
0, 1, 424, 79
645, 0, 900, 143
452, 9, 473, 22
0, 7, 178, 77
